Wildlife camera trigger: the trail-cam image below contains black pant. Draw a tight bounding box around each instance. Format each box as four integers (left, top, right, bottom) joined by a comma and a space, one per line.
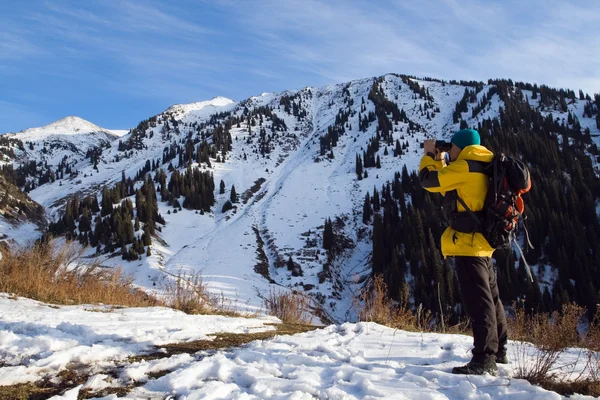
455, 256, 508, 363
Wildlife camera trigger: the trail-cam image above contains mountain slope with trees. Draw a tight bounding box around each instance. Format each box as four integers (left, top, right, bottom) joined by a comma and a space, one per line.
1, 75, 598, 324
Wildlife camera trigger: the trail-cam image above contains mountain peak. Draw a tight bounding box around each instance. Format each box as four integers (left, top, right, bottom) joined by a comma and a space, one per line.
166, 96, 236, 115
11, 116, 113, 140
41, 116, 106, 134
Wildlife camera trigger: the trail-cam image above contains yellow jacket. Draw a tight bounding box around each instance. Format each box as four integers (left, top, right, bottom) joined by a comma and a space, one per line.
419, 145, 495, 258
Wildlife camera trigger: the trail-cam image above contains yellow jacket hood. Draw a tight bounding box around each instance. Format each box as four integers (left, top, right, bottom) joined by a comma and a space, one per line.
456, 145, 494, 163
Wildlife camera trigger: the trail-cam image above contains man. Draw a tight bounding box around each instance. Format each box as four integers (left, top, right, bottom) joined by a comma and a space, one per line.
419, 129, 508, 376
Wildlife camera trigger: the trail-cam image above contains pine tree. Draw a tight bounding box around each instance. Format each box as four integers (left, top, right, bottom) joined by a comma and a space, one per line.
222, 200, 233, 212
323, 218, 334, 251
394, 139, 402, 156
362, 193, 372, 224
372, 186, 380, 212
79, 208, 91, 232
230, 185, 238, 203
220, 180, 225, 194
356, 154, 363, 180
142, 225, 151, 246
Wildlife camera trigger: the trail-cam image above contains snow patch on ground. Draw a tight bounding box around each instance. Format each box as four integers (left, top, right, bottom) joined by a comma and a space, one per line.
0, 294, 278, 386
1, 300, 586, 400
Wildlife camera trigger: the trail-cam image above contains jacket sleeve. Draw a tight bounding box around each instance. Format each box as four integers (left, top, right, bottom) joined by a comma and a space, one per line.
419, 155, 467, 193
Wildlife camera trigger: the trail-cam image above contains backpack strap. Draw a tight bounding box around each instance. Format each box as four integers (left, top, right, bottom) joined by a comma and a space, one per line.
448, 159, 489, 232
455, 194, 483, 229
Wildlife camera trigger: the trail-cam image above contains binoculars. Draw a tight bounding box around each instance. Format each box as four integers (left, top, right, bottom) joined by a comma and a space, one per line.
435, 140, 452, 152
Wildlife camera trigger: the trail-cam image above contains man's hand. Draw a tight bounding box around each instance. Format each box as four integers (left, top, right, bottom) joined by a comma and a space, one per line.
423, 139, 445, 161
423, 139, 436, 155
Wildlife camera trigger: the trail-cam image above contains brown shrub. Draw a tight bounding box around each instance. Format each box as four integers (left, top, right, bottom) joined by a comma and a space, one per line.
264, 288, 312, 324
162, 270, 242, 317
0, 241, 159, 307
358, 275, 438, 332
509, 303, 586, 385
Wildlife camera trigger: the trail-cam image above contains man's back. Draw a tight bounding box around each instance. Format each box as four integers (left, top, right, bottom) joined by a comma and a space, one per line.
419, 144, 494, 258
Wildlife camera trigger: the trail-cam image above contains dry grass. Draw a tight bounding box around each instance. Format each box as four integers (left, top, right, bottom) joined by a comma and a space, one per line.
509, 304, 583, 384
264, 288, 312, 324
156, 323, 317, 355
585, 315, 600, 382
163, 270, 213, 314
507, 303, 600, 397
0, 367, 90, 400
0, 241, 159, 307
162, 270, 242, 317
0, 239, 247, 316
358, 275, 442, 332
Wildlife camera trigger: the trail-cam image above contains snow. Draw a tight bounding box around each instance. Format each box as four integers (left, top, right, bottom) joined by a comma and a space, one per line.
107, 129, 129, 137
166, 96, 237, 119
1, 295, 595, 399
8, 116, 113, 139
0, 217, 41, 248
0, 294, 278, 386
2, 115, 118, 174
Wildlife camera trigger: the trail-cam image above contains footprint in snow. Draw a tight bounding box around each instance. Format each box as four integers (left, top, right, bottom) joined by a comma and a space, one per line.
440, 343, 454, 351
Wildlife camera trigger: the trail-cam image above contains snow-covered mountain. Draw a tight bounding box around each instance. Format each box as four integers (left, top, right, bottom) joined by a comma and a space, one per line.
1, 75, 599, 324
1, 116, 118, 178
12, 116, 115, 139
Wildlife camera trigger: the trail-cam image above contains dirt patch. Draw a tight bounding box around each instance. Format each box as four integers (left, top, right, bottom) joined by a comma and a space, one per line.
0, 368, 89, 400
533, 379, 600, 398
132, 322, 318, 362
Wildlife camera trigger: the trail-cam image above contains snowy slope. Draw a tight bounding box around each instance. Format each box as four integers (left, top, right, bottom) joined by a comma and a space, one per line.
0, 295, 594, 399
0, 176, 46, 253
166, 96, 237, 119
2, 76, 599, 325
149, 76, 509, 322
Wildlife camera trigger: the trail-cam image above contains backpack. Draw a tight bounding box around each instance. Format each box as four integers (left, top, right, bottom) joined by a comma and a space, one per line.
450, 153, 534, 280
478, 154, 531, 249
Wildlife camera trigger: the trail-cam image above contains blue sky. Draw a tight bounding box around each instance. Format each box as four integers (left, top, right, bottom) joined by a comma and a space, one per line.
1, 0, 599, 133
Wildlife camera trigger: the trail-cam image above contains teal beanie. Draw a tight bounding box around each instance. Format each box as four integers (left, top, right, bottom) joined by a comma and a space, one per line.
451, 129, 480, 149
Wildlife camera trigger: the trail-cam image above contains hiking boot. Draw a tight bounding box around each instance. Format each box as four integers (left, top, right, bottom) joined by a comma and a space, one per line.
496, 352, 508, 364
452, 359, 498, 376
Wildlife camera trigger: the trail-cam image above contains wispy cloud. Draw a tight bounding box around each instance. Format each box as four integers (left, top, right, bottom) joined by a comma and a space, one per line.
0, 0, 222, 101
245, 0, 439, 79
0, 0, 599, 132
0, 30, 45, 60
224, 0, 600, 93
